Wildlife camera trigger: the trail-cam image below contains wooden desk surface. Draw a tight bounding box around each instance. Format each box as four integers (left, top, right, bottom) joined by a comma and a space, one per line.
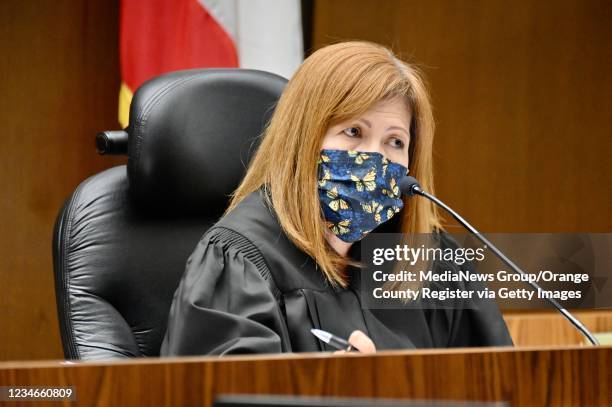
0, 344, 610, 407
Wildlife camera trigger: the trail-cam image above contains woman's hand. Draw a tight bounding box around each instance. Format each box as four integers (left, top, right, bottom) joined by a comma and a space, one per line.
333, 330, 376, 354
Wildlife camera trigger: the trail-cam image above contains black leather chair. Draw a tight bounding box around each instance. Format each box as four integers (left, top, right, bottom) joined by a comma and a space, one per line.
52, 68, 287, 360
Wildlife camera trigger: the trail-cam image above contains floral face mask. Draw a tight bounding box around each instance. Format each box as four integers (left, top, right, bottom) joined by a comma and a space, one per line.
317, 148, 408, 243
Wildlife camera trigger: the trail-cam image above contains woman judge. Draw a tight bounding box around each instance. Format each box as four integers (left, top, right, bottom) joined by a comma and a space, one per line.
160, 41, 512, 355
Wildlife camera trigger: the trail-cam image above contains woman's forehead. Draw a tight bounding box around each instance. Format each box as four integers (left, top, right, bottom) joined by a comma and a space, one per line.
337, 98, 412, 126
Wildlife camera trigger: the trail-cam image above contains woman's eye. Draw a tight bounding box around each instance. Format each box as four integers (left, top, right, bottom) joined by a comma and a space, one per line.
342, 127, 361, 138
389, 137, 405, 149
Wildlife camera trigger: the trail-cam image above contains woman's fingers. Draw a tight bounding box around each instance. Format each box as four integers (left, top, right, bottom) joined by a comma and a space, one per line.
348, 330, 376, 353
329, 330, 376, 354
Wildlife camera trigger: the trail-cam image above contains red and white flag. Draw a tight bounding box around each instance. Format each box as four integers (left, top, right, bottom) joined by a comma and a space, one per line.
119, 0, 303, 127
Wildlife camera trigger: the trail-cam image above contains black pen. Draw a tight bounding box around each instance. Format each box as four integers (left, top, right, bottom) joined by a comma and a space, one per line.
310, 328, 354, 351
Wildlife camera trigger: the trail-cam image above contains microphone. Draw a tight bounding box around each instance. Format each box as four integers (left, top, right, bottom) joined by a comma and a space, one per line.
400, 176, 599, 346
399, 176, 422, 197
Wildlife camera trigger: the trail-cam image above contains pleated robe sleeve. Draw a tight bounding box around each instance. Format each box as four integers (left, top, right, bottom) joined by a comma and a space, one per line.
160, 229, 286, 356
439, 233, 514, 347
445, 276, 515, 347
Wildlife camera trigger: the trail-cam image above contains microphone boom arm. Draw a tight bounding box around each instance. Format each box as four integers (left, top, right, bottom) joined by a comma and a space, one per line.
408, 182, 599, 346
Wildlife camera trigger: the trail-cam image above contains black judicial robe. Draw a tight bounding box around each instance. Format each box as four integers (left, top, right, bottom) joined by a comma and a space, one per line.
160, 188, 513, 355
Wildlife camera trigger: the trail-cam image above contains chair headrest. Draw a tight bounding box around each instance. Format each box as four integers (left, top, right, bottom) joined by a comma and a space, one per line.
126, 68, 287, 214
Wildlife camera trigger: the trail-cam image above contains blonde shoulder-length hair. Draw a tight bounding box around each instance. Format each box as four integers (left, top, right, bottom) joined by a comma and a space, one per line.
225, 41, 442, 288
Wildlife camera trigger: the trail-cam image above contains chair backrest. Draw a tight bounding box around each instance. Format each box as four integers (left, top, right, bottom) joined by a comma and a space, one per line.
53, 68, 287, 360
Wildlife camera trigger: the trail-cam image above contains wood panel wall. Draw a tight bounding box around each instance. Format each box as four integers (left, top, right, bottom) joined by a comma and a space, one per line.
0, 0, 610, 361
504, 310, 612, 346
312, 0, 612, 233
0, 1, 124, 361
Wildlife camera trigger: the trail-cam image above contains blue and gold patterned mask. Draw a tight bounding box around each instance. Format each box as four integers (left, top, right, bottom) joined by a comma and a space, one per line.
317, 148, 408, 243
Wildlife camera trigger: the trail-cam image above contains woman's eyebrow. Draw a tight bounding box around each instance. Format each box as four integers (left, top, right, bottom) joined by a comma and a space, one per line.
386, 126, 410, 136
357, 118, 372, 128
